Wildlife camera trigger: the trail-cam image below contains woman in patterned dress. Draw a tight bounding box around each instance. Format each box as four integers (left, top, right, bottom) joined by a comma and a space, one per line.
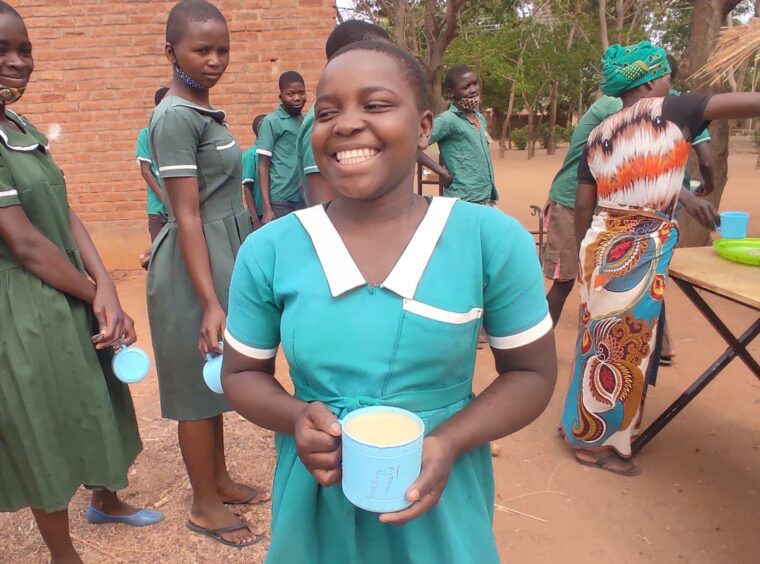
561, 41, 760, 475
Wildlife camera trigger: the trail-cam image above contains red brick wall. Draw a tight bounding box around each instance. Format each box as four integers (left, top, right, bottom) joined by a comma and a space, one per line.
9, 0, 335, 222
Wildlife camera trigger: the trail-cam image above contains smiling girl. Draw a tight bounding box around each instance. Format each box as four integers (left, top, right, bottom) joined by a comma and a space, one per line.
146, 0, 266, 548
222, 41, 557, 563
0, 2, 161, 562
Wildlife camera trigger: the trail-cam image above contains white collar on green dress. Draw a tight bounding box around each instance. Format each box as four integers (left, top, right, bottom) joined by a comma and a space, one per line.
0, 109, 43, 152
295, 197, 457, 299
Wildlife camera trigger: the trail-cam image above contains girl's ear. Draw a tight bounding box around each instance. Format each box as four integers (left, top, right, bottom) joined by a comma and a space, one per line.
165, 43, 177, 65
418, 110, 433, 150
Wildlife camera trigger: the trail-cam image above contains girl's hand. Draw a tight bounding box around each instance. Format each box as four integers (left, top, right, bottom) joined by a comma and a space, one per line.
379, 435, 457, 526
262, 207, 276, 225
199, 302, 225, 357
91, 281, 128, 349
294, 402, 342, 487
139, 247, 152, 270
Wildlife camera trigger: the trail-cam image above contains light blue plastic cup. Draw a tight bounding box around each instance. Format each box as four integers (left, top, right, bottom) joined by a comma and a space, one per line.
111, 344, 150, 384
203, 353, 224, 394
719, 211, 749, 239
341, 406, 425, 513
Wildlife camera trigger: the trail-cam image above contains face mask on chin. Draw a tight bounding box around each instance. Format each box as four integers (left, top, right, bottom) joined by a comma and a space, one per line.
282, 103, 302, 117
456, 95, 480, 112
0, 84, 25, 105
174, 63, 206, 91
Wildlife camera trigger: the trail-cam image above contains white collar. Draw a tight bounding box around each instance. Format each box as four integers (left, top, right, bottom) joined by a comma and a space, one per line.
295, 197, 457, 299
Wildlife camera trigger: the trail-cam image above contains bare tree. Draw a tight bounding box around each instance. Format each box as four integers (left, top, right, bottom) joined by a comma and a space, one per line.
422, 0, 468, 113
679, 0, 743, 247
599, 0, 609, 50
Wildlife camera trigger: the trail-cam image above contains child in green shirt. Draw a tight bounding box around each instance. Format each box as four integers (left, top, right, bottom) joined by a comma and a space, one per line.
258, 71, 306, 222
135, 87, 169, 241
242, 114, 266, 229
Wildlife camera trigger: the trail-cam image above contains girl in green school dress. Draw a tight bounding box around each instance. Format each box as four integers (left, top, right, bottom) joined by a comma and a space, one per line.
222, 41, 558, 563
145, 0, 266, 548
0, 3, 161, 563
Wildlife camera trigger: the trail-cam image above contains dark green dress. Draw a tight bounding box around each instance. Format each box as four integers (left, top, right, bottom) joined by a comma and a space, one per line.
146, 96, 251, 421
0, 110, 141, 513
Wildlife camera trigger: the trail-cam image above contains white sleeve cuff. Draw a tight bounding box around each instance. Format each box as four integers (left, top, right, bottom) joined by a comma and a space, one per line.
256, 148, 273, 157
487, 313, 552, 349
224, 328, 278, 359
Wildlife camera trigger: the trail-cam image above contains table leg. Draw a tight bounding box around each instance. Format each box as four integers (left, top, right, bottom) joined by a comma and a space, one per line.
673, 278, 760, 377
631, 311, 760, 456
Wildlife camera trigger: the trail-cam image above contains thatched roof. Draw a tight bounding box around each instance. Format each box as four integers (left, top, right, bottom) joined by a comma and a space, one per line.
693, 18, 760, 86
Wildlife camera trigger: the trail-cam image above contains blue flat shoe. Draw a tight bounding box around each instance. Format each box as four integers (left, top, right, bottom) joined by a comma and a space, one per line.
86, 505, 164, 527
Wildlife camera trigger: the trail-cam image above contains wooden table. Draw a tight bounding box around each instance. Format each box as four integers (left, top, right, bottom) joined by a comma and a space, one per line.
631, 246, 760, 454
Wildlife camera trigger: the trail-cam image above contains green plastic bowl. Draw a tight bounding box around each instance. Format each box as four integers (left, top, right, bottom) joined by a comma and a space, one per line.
712, 238, 760, 266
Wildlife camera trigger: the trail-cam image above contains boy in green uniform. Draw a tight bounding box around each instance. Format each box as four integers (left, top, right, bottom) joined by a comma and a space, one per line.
136, 87, 169, 241
258, 71, 306, 222
297, 20, 391, 205
543, 95, 623, 325
419, 65, 497, 204
241, 114, 266, 229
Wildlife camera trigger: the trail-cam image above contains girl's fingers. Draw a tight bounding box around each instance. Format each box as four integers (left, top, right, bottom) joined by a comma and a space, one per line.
306, 402, 342, 437
311, 467, 342, 488
303, 448, 342, 472
297, 428, 341, 453
378, 485, 443, 526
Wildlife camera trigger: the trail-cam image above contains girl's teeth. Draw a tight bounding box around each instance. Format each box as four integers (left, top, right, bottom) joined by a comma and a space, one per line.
336, 148, 378, 164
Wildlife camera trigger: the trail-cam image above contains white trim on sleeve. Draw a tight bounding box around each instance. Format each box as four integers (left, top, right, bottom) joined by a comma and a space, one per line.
256, 148, 273, 157
242, 178, 254, 184
216, 140, 236, 151
159, 164, 198, 172
136, 156, 152, 164
487, 313, 552, 350
0, 189, 18, 198
304, 165, 319, 174
224, 329, 278, 359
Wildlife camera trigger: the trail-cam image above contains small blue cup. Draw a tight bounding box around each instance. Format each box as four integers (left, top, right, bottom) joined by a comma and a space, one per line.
111, 345, 150, 384
341, 406, 424, 513
719, 211, 749, 239
203, 352, 224, 394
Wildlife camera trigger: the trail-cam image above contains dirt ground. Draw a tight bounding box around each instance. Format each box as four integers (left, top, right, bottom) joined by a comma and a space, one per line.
1, 148, 758, 564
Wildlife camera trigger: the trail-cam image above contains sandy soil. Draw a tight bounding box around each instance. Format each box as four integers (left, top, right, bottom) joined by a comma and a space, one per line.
1, 148, 758, 564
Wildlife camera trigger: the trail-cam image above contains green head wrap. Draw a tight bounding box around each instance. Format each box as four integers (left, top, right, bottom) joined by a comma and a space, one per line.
601, 41, 671, 97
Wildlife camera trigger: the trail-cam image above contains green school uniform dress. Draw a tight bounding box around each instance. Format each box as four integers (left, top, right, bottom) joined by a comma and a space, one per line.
146, 96, 251, 421
135, 127, 167, 216
257, 105, 303, 208
296, 106, 319, 201
226, 197, 551, 563
0, 110, 141, 512
430, 105, 498, 203
242, 143, 262, 216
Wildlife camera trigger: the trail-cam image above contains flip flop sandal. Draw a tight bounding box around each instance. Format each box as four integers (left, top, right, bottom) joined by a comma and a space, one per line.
222, 486, 271, 506
574, 451, 640, 477
186, 517, 264, 548
660, 355, 674, 366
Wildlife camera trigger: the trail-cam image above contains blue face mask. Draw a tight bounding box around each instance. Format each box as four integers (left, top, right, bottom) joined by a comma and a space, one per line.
174, 64, 205, 90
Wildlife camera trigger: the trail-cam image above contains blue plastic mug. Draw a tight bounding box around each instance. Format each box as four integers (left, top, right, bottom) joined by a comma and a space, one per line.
203, 351, 224, 394
341, 406, 425, 513
719, 211, 749, 239
111, 344, 150, 384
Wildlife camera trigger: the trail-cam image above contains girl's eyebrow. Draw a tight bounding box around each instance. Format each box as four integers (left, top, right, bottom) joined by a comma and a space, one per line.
316, 85, 398, 105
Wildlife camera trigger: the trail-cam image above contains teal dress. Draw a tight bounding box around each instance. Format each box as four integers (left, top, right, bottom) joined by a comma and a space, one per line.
225, 198, 551, 563
0, 110, 141, 512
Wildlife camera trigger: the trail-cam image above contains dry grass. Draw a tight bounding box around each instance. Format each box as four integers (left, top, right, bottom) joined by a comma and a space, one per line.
693, 17, 760, 86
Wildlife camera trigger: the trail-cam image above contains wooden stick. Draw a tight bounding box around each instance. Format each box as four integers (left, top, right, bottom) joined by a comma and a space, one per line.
494, 503, 548, 523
